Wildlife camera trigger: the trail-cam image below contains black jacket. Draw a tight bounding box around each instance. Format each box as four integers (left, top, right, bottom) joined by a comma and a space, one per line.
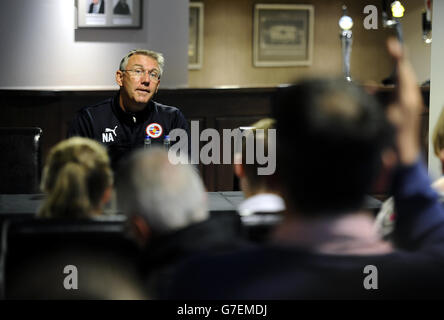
114, 2, 130, 15
68, 94, 190, 170
88, 1, 105, 14
141, 214, 252, 298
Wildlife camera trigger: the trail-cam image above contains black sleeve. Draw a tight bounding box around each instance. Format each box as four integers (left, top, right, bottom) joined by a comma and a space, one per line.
67, 109, 95, 139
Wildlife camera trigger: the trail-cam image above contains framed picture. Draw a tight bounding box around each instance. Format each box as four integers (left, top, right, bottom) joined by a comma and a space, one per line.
253, 4, 314, 67
189, 2, 204, 70
76, 0, 142, 28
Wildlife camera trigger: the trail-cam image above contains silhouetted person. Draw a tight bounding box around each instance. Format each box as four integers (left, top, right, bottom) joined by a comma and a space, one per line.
168, 39, 444, 299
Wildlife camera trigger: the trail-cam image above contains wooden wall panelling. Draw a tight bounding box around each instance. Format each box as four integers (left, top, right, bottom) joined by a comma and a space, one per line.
0, 87, 429, 192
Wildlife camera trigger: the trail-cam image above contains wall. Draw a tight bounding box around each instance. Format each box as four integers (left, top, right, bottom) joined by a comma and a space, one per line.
189, 0, 432, 88
0, 1, 430, 90
189, 0, 396, 88
0, 0, 188, 90
403, 0, 431, 85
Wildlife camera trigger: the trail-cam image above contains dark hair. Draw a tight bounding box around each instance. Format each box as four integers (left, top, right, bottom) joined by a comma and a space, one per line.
272, 78, 394, 215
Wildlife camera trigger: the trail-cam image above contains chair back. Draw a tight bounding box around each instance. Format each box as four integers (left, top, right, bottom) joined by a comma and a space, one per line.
0, 216, 139, 299
0, 127, 42, 193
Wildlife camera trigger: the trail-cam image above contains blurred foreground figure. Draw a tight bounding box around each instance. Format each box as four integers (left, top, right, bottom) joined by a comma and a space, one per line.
5, 140, 145, 299
234, 118, 284, 215
39, 137, 113, 218
234, 118, 285, 242
168, 39, 444, 299
7, 251, 147, 300
116, 148, 246, 298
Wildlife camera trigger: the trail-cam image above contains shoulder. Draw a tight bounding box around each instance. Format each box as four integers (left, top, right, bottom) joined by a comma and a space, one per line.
151, 101, 187, 127
76, 97, 114, 116
72, 98, 115, 124
151, 101, 183, 116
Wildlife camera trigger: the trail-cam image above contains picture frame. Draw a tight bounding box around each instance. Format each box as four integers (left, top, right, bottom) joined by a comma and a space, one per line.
253, 4, 314, 67
189, 2, 204, 70
76, 0, 142, 29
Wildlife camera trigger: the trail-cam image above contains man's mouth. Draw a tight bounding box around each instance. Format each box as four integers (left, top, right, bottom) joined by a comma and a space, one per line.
136, 88, 150, 94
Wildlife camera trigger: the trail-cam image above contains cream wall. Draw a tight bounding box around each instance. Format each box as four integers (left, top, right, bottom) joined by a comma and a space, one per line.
189, 0, 431, 88
403, 0, 431, 85
189, 0, 395, 88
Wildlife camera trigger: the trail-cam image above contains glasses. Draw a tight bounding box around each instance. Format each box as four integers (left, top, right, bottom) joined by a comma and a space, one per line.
123, 68, 161, 82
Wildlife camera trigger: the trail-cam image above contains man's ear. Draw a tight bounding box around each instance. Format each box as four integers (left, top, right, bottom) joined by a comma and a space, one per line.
116, 70, 124, 87
130, 215, 151, 246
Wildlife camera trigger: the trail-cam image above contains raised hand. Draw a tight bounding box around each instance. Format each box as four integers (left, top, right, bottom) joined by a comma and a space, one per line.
386, 37, 424, 165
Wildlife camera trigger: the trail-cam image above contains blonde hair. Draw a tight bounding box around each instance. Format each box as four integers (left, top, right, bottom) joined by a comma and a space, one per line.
433, 107, 444, 157
39, 137, 113, 218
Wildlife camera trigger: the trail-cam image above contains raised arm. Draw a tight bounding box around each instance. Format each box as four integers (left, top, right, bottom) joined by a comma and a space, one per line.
387, 38, 444, 250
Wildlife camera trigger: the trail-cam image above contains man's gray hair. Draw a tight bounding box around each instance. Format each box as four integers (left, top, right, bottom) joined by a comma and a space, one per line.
119, 49, 165, 77
116, 148, 208, 234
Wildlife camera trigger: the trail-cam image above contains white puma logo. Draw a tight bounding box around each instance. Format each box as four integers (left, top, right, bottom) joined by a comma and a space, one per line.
105, 125, 118, 136
102, 125, 118, 143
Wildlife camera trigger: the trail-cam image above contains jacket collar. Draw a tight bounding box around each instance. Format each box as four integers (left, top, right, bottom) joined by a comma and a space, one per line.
112, 92, 156, 124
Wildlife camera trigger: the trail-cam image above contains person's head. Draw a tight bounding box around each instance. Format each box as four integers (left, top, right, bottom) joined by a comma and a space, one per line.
116, 148, 207, 243
234, 118, 277, 198
273, 78, 394, 217
432, 106, 444, 172
39, 137, 113, 218
116, 49, 164, 113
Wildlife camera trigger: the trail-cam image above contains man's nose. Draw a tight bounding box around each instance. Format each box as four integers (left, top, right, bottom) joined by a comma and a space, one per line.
141, 72, 150, 84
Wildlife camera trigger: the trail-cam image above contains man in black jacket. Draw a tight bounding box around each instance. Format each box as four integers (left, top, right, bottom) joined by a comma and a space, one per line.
88, 0, 104, 14
68, 49, 189, 170
113, 0, 130, 15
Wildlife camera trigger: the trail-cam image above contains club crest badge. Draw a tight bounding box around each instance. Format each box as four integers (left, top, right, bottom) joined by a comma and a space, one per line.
146, 123, 163, 139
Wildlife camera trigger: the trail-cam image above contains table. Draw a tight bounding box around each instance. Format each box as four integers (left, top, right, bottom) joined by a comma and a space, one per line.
0, 192, 382, 217
0, 192, 246, 217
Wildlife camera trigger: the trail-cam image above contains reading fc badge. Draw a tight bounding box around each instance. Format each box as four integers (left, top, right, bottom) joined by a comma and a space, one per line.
146, 123, 163, 139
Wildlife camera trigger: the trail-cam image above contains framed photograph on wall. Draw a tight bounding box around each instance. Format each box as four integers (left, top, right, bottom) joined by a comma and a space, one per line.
76, 0, 142, 28
189, 2, 204, 70
253, 4, 314, 67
